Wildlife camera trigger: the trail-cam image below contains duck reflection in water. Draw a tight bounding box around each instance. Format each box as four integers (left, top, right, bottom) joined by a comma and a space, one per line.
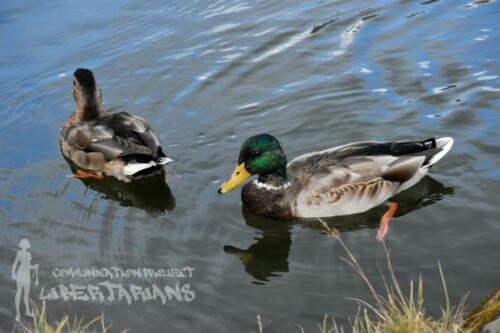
65, 158, 175, 216
224, 212, 292, 284
224, 176, 453, 283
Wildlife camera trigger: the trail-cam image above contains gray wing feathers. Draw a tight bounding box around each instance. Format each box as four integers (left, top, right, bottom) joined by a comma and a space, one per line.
293, 154, 427, 217
382, 156, 426, 183
85, 137, 153, 160
111, 112, 162, 151
61, 112, 163, 170
290, 138, 452, 217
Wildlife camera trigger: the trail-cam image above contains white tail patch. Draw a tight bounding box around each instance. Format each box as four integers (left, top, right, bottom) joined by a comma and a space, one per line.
426, 137, 454, 167
123, 157, 172, 175
158, 157, 173, 165
123, 161, 157, 175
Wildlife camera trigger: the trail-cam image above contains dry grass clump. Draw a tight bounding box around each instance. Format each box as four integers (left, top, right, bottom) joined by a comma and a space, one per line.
257, 218, 469, 333
462, 286, 500, 333
315, 218, 466, 333
20, 301, 112, 333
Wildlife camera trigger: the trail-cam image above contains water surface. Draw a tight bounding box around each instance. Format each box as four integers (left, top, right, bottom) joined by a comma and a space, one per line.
0, 0, 499, 331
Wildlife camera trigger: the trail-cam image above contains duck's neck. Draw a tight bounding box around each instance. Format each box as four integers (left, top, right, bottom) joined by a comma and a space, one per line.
75, 103, 102, 121
64, 104, 102, 129
257, 168, 290, 189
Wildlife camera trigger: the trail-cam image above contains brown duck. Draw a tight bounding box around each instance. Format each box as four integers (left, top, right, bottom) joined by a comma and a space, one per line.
61, 68, 172, 182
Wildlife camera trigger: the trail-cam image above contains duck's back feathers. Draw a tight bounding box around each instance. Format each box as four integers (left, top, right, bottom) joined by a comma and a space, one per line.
285, 138, 453, 218
61, 111, 169, 180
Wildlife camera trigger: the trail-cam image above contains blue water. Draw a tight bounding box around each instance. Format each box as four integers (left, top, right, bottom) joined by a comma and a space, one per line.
0, 0, 499, 331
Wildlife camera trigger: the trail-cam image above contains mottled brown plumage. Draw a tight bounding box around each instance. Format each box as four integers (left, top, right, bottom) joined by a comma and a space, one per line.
61, 68, 171, 182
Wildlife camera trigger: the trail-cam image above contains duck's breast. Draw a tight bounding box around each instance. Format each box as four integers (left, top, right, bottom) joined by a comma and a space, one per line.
241, 181, 293, 219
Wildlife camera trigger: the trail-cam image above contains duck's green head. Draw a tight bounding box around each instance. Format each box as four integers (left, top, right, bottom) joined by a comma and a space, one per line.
218, 134, 287, 194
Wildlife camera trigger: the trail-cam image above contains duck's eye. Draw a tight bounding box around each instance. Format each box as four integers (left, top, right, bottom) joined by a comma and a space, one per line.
252, 151, 261, 157
236, 171, 240, 175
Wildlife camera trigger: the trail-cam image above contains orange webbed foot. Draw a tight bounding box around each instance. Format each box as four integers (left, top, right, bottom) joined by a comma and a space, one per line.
376, 202, 398, 242
71, 170, 104, 180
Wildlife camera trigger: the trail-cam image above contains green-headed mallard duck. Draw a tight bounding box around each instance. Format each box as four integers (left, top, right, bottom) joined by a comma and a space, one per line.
218, 134, 453, 240
60, 68, 172, 182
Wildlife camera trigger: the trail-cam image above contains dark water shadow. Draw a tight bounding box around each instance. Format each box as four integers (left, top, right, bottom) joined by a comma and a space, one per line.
224, 213, 293, 284
64, 158, 175, 216
224, 176, 453, 283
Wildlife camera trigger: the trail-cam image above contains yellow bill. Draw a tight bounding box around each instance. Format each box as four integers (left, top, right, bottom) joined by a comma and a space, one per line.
218, 163, 250, 194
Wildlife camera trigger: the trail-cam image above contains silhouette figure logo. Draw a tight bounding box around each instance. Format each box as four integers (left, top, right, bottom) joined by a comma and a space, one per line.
11, 238, 38, 322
